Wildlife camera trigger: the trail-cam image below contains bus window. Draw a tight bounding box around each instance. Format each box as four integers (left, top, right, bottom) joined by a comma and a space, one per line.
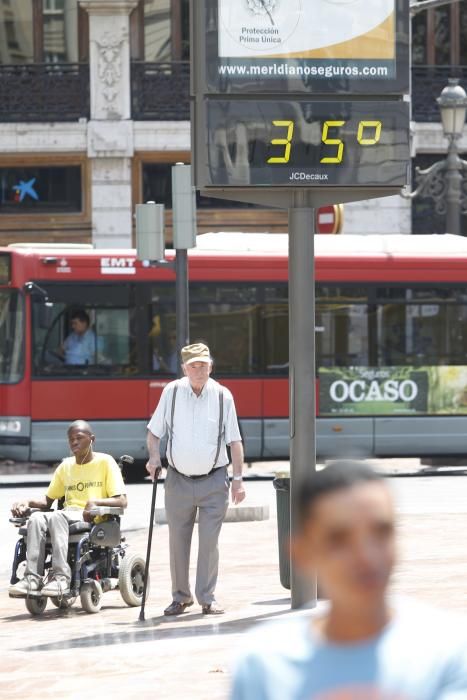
147, 284, 176, 374
260, 285, 371, 373
317, 302, 370, 367
94, 309, 132, 366
261, 305, 288, 374
261, 286, 288, 374
377, 289, 467, 366
32, 285, 139, 376
316, 285, 370, 368
0, 289, 24, 384
190, 284, 259, 375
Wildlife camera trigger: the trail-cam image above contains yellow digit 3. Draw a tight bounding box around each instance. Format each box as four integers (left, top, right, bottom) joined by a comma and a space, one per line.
267, 120, 295, 164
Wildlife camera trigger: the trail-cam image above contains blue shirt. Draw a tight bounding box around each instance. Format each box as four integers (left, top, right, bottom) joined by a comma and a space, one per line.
231, 601, 467, 700
64, 329, 96, 365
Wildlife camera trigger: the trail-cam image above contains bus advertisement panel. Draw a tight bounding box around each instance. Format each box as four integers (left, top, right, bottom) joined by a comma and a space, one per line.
319, 366, 467, 415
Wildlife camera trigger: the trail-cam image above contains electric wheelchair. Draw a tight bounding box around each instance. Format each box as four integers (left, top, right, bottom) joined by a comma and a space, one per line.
9, 456, 149, 616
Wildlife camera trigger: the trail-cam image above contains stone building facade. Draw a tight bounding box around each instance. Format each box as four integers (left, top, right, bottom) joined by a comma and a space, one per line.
0, 0, 466, 248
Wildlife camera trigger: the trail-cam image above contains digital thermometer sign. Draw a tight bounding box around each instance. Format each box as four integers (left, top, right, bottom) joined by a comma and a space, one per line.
203, 100, 409, 188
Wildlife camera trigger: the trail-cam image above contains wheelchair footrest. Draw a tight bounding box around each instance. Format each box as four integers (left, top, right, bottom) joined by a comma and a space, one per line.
100, 577, 119, 593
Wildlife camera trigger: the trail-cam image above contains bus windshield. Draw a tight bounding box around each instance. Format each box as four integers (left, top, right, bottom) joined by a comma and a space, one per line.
0, 289, 25, 384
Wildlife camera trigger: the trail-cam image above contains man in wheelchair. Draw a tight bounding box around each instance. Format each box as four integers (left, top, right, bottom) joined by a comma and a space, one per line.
9, 419, 127, 599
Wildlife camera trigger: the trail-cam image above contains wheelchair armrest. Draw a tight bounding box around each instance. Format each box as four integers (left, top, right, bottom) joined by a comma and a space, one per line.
88, 506, 125, 517
9, 508, 53, 525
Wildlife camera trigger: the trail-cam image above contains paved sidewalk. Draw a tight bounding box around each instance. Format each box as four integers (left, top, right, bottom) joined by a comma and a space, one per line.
2, 479, 467, 700
0, 457, 450, 489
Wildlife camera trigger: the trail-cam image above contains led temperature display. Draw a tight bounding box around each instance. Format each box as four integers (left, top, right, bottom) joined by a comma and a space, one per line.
203, 100, 410, 187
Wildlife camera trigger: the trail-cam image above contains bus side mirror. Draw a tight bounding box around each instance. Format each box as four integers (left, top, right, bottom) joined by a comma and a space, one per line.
24, 281, 53, 307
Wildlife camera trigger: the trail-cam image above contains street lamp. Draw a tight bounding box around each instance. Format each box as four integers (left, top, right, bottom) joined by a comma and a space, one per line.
437, 79, 467, 138
404, 78, 467, 235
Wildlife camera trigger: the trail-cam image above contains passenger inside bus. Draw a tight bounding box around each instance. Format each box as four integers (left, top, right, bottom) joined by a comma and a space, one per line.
59, 309, 97, 365
152, 330, 178, 374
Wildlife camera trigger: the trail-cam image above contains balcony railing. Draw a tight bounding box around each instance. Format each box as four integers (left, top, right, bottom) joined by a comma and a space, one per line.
0, 63, 90, 123
412, 65, 467, 122
130, 63, 467, 124
0, 61, 465, 125
131, 61, 190, 121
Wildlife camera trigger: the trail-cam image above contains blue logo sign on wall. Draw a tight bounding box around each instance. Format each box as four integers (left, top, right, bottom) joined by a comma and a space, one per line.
12, 177, 39, 202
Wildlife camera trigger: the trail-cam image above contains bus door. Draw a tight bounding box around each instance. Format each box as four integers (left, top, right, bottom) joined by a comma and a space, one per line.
0, 280, 30, 461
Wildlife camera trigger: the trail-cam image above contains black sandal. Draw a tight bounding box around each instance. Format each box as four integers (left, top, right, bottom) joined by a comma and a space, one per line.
163, 600, 194, 616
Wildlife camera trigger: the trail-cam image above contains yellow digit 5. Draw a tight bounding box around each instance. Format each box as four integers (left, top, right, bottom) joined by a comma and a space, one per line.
267, 120, 295, 164
320, 121, 345, 164
357, 120, 382, 145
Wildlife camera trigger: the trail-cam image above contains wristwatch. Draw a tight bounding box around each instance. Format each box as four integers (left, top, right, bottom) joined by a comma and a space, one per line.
233, 475, 243, 481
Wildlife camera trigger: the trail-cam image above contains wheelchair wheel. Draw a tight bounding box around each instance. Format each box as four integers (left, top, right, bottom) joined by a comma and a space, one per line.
25, 596, 47, 616
80, 581, 103, 614
51, 595, 76, 610
119, 553, 148, 606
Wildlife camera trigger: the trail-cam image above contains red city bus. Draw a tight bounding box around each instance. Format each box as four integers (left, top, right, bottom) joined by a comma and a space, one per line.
3, 232, 467, 474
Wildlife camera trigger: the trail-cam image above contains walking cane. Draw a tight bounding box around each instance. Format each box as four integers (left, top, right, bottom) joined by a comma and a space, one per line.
139, 466, 161, 622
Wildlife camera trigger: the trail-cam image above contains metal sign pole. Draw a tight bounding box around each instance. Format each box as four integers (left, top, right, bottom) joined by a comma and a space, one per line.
172, 163, 196, 377
175, 248, 189, 377
288, 198, 317, 609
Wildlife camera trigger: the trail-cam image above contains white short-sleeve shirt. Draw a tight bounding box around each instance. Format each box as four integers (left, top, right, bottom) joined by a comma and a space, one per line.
147, 377, 242, 476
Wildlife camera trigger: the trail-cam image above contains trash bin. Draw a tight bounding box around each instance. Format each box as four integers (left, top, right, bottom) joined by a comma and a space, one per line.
273, 476, 290, 589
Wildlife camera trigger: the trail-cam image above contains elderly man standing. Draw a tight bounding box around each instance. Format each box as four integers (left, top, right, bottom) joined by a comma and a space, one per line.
146, 342, 246, 616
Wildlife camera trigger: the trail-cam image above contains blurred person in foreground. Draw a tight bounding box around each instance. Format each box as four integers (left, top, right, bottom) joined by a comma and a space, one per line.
231, 461, 467, 699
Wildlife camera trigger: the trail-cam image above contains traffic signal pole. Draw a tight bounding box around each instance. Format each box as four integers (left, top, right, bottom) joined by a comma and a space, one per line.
288, 199, 317, 609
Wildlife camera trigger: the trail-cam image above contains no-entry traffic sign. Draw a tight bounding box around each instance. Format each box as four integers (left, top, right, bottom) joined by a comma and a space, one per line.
316, 204, 343, 234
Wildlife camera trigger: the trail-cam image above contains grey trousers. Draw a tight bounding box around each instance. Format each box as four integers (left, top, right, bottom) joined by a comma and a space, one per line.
164, 466, 229, 605
24, 509, 84, 583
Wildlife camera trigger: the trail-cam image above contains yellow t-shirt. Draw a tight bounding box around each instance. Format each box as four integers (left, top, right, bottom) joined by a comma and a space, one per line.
47, 453, 126, 510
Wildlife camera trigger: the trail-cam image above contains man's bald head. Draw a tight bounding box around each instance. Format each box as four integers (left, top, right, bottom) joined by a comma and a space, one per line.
67, 420, 93, 436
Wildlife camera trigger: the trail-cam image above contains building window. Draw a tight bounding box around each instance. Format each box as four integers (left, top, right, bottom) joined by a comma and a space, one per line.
412, 12, 427, 65
0, 165, 82, 214
0, 0, 86, 64
460, 4, 467, 66
43, 0, 78, 63
0, 0, 34, 63
433, 6, 451, 65
411, 4, 467, 66
131, 0, 189, 61
144, 0, 171, 61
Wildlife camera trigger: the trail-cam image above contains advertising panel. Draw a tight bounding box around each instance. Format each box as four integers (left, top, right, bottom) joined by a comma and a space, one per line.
319, 366, 467, 416
205, 0, 409, 94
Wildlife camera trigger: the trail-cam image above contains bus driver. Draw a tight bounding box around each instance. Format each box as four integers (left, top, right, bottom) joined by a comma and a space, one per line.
61, 309, 97, 365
